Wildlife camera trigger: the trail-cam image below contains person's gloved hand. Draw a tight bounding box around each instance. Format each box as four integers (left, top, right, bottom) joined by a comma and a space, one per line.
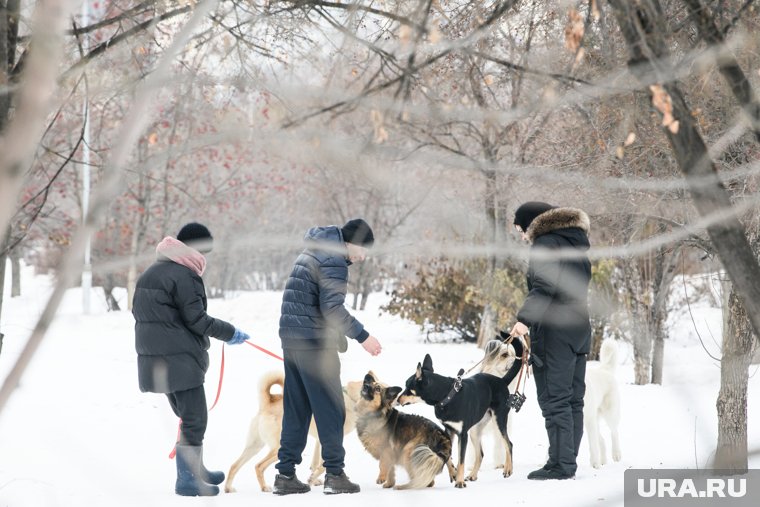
229, 328, 250, 345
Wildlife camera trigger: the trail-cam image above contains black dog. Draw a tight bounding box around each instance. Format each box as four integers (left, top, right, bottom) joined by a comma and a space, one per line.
398, 338, 524, 488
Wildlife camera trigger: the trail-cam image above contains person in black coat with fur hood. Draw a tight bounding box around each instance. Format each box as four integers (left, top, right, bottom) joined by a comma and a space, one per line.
133, 222, 250, 497
508, 202, 592, 481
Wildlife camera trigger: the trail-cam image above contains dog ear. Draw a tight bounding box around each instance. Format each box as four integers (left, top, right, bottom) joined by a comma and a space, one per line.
385, 386, 402, 401
363, 373, 375, 384
423, 354, 433, 372
415, 362, 423, 379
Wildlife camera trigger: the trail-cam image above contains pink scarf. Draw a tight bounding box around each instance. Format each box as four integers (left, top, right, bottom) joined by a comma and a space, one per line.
156, 236, 207, 276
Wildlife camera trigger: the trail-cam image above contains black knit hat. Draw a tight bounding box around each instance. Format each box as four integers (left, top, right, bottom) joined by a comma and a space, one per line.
514, 202, 556, 232
341, 218, 375, 248
177, 222, 213, 252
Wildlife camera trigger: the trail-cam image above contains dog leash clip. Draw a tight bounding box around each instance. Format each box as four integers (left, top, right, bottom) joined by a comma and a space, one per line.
453, 368, 464, 392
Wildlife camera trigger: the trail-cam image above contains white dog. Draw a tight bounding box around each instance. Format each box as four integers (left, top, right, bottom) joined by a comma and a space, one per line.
584, 339, 622, 468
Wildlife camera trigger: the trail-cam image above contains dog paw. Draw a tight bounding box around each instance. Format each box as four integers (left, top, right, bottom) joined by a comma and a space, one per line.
262, 486, 272, 493
502, 469, 512, 478
376, 477, 385, 485
454, 481, 467, 489
591, 462, 602, 469
383, 482, 395, 489
465, 475, 478, 482
310, 479, 323, 486
613, 452, 622, 462
224, 486, 236, 493
494, 464, 504, 469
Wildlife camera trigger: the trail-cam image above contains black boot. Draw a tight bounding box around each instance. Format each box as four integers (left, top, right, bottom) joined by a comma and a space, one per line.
175, 445, 220, 496
527, 466, 575, 480
198, 446, 225, 485
273, 473, 311, 495
323, 472, 360, 494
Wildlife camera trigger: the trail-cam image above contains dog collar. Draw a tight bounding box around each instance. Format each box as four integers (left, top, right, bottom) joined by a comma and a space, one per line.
436, 368, 465, 410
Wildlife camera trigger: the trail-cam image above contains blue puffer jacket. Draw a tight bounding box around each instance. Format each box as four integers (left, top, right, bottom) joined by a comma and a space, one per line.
279, 226, 370, 350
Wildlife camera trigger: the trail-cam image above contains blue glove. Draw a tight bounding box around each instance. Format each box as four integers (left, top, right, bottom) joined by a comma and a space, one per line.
229, 328, 249, 345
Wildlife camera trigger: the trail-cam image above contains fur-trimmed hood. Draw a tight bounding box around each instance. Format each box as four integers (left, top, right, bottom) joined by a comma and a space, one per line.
526, 207, 590, 242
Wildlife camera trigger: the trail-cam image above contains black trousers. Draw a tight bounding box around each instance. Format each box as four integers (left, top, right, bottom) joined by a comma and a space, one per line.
532, 334, 587, 476
166, 384, 208, 446
276, 348, 346, 476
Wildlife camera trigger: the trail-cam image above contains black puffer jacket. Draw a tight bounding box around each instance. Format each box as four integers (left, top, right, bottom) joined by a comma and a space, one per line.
279, 226, 369, 350
133, 259, 235, 393
516, 207, 592, 354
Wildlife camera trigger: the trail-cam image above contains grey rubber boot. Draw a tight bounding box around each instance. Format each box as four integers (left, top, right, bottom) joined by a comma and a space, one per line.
175, 444, 219, 496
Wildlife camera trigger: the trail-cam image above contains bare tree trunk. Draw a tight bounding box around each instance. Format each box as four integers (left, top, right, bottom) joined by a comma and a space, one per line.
0, 226, 9, 340
101, 273, 121, 311
608, 0, 760, 346
588, 323, 604, 361
651, 243, 680, 385
127, 224, 139, 311
633, 324, 654, 386
715, 288, 756, 473
477, 303, 497, 348
650, 313, 666, 385
10, 249, 20, 297
359, 280, 371, 311
477, 168, 499, 348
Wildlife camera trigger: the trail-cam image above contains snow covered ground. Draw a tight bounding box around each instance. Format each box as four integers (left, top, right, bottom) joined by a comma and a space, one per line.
0, 264, 758, 507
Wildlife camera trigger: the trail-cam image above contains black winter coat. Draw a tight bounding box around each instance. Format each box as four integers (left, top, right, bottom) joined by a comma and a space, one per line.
133, 259, 235, 393
279, 226, 369, 350
516, 207, 592, 354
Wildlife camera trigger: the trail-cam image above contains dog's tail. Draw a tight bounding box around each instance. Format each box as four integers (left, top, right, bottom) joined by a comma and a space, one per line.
501, 337, 525, 386
258, 370, 284, 408
406, 445, 446, 489
599, 340, 618, 372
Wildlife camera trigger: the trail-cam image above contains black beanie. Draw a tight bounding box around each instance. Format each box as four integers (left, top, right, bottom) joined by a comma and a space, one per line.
177, 222, 213, 251
341, 218, 375, 248
514, 202, 556, 232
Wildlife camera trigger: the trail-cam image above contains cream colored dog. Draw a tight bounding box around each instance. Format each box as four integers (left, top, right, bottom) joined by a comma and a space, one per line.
224, 371, 362, 492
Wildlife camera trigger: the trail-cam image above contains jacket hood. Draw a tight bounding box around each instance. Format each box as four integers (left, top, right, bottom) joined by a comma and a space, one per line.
304, 226, 349, 261
304, 225, 342, 243
527, 207, 590, 248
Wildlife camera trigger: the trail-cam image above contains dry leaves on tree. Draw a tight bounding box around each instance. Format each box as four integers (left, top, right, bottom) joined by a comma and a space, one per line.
564, 9, 584, 52
371, 110, 389, 144
650, 84, 680, 134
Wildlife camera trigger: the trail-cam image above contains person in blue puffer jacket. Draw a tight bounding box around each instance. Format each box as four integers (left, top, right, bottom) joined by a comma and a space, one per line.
273, 218, 382, 496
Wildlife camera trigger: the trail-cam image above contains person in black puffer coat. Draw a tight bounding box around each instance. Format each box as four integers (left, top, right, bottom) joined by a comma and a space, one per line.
132, 222, 250, 497
508, 202, 592, 481
273, 218, 383, 496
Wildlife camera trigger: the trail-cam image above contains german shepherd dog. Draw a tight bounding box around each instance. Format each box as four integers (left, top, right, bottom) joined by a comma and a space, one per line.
224, 371, 362, 493
355, 371, 455, 489
398, 338, 524, 488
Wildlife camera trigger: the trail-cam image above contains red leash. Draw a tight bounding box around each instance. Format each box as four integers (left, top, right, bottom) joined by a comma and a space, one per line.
169, 339, 283, 459
244, 339, 284, 361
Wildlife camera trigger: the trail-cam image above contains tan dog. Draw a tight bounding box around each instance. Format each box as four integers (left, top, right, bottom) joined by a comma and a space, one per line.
466, 339, 519, 481
355, 371, 454, 489
224, 371, 362, 492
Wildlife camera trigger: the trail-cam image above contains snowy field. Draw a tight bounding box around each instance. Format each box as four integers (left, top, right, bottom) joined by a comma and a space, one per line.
1, 264, 758, 507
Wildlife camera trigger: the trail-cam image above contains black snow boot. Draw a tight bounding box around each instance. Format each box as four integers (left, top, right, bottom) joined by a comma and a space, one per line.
527, 466, 575, 481
273, 473, 311, 495
175, 444, 220, 496
323, 472, 360, 494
